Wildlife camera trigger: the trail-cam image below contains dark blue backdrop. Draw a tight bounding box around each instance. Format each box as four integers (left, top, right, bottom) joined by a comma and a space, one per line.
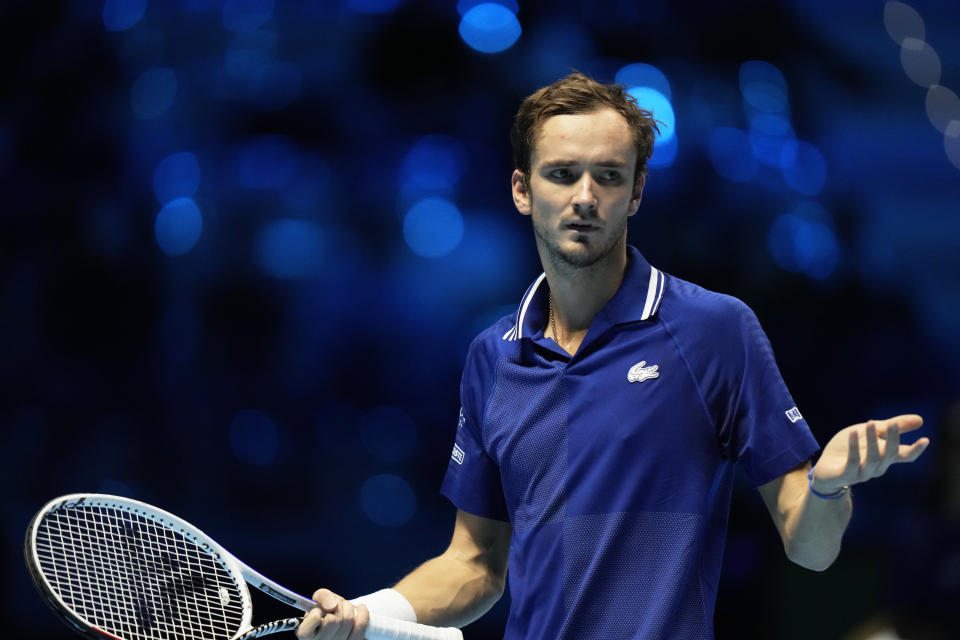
4, 1, 958, 638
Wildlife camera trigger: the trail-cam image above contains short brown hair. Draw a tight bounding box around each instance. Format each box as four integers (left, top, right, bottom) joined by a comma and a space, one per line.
510, 72, 660, 186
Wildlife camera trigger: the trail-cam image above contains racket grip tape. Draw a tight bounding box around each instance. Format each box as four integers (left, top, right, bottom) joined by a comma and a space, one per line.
233, 615, 463, 640
368, 613, 463, 640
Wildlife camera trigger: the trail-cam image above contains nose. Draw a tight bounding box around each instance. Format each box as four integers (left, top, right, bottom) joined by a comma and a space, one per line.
572, 174, 597, 214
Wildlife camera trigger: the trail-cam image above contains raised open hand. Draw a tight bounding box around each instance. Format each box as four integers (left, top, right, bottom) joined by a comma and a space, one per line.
810, 414, 930, 495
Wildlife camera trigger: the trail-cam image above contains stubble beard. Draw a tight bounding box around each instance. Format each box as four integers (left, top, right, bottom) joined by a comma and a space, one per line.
532, 212, 627, 277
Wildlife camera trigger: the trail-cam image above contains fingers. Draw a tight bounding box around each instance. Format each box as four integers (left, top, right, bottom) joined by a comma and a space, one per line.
877, 414, 924, 434
900, 436, 930, 463
298, 608, 324, 640
348, 605, 369, 640
297, 589, 367, 640
854, 416, 929, 483
877, 415, 930, 464
847, 429, 860, 477
864, 421, 881, 477
879, 420, 899, 473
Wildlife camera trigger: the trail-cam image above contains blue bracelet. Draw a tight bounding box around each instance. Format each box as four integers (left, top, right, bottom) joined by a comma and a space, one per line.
807, 466, 849, 500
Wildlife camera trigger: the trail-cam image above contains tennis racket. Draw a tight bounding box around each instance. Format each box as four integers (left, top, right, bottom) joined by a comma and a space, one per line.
25, 493, 463, 640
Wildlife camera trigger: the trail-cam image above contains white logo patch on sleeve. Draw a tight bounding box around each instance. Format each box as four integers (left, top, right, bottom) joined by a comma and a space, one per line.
785, 407, 803, 423
451, 443, 465, 465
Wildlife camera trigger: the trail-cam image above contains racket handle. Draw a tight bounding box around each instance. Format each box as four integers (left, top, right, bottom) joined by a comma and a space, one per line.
367, 613, 463, 640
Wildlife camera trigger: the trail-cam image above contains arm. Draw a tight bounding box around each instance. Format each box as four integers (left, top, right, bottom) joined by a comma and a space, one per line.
758, 461, 851, 571
297, 509, 511, 639
758, 414, 929, 572
394, 509, 511, 627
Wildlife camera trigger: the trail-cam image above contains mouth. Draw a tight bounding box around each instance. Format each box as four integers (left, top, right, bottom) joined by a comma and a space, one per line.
565, 222, 599, 233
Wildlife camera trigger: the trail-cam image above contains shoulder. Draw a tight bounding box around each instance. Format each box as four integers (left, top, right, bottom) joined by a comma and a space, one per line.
657, 273, 775, 377
463, 313, 518, 376
660, 273, 759, 334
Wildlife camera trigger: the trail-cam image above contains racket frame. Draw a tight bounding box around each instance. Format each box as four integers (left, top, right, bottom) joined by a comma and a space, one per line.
26, 493, 464, 640
25, 493, 258, 640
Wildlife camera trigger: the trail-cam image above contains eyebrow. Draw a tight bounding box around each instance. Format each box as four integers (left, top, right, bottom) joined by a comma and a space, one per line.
539, 159, 629, 168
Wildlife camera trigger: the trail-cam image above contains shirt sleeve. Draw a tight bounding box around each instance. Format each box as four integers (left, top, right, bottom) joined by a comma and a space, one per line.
439, 338, 509, 521
699, 296, 821, 486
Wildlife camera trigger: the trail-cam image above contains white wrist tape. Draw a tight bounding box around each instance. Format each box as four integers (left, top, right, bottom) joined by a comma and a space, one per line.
350, 588, 417, 623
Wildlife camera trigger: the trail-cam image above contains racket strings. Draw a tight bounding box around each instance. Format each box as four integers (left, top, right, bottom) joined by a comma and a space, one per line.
35, 504, 246, 640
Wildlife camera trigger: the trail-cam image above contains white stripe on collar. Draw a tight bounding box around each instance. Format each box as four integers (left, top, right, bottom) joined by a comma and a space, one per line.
640, 267, 662, 320
503, 272, 546, 341
503, 267, 664, 341
650, 268, 665, 317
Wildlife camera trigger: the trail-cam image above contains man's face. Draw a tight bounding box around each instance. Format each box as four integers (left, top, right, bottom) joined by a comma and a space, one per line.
512, 108, 645, 271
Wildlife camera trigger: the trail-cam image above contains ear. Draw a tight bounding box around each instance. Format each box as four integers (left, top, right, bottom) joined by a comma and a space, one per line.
628, 174, 646, 217
511, 170, 532, 216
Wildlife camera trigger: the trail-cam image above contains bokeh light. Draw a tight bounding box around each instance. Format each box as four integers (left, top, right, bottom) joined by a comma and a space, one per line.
738, 60, 789, 115
925, 85, 960, 134
222, 0, 274, 32
749, 113, 796, 167
399, 134, 468, 196
154, 197, 203, 256
883, 1, 925, 45
627, 87, 675, 143
708, 127, 758, 182
254, 219, 326, 278
153, 151, 201, 204
360, 474, 417, 527
458, 3, 522, 54
781, 141, 827, 195
228, 409, 280, 466
767, 205, 840, 280
616, 63, 671, 100
900, 38, 941, 88
358, 406, 418, 463
403, 197, 465, 258
648, 133, 678, 169
102, 0, 148, 32
131, 67, 178, 119
945, 121, 960, 171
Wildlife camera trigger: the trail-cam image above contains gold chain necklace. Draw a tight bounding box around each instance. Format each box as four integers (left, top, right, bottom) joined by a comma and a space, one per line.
549, 294, 558, 343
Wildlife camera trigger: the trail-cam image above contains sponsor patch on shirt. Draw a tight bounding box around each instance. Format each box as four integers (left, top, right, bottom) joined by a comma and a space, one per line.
451, 443, 465, 465
627, 360, 660, 383
785, 407, 803, 423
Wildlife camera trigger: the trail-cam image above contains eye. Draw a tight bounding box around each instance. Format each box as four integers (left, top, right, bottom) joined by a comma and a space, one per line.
597, 170, 624, 183
547, 168, 574, 181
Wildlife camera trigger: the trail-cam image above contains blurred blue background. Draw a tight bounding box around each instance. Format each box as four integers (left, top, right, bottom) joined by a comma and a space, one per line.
3, 1, 959, 638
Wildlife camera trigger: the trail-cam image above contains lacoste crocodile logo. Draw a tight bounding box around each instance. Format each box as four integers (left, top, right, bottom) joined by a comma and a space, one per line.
627, 361, 660, 383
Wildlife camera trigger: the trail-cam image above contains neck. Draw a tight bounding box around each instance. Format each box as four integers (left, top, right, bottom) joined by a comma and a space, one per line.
541, 238, 629, 353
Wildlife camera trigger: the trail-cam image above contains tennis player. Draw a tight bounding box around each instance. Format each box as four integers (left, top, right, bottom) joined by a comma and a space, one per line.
298, 73, 930, 640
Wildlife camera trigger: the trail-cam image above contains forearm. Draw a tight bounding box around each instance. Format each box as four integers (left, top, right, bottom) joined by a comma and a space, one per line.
779, 478, 852, 571
392, 549, 506, 627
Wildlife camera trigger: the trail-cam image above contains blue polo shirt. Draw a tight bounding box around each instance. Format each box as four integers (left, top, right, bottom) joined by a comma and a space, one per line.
440, 245, 820, 639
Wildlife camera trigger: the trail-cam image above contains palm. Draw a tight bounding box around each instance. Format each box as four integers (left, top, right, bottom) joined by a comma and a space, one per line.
811, 414, 929, 494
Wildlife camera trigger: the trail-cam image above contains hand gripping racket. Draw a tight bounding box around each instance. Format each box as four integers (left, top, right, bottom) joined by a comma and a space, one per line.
25, 494, 463, 640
